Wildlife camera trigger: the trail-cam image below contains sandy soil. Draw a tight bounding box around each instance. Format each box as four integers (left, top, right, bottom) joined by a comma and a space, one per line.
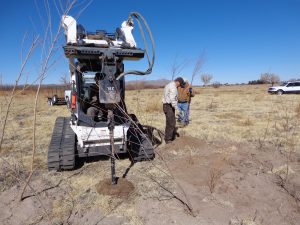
0, 134, 299, 225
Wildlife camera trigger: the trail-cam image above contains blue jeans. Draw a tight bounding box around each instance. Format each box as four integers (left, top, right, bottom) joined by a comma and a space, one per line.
177, 102, 189, 124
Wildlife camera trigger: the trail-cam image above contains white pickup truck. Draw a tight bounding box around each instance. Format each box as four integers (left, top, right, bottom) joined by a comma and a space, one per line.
268, 81, 300, 95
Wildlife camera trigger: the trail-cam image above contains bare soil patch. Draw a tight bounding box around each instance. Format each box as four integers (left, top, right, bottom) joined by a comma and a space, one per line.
96, 178, 135, 198
160, 139, 300, 224
169, 135, 205, 148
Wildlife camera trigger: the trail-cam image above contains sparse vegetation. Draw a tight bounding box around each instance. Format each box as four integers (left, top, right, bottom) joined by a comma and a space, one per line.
207, 166, 222, 193
260, 72, 280, 86
206, 99, 218, 111
212, 81, 221, 88
1, 1, 299, 224
201, 73, 213, 86
1, 84, 300, 224
248, 72, 280, 86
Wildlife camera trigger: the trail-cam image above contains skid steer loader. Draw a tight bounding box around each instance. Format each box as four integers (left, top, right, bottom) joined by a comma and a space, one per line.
47, 12, 155, 184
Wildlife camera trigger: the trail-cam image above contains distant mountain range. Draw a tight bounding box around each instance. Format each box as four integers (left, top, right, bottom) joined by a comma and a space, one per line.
125, 79, 170, 89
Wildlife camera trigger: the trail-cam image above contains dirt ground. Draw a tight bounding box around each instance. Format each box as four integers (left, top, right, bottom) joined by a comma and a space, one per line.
0, 135, 299, 225
0, 86, 300, 225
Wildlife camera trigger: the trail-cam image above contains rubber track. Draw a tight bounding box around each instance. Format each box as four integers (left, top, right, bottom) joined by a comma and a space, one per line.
48, 117, 76, 171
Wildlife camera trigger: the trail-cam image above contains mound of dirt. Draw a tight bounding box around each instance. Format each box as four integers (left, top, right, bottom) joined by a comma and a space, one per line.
172, 135, 205, 148
159, 135, 206, 152
96, 178, 135, 198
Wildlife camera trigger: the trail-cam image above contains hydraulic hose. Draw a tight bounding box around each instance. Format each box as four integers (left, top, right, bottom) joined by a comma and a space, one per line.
116, 12, 155, 80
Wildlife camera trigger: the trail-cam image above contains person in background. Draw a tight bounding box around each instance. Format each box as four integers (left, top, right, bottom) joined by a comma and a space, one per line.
177, 78, 195, 126
162, 77, 185, 144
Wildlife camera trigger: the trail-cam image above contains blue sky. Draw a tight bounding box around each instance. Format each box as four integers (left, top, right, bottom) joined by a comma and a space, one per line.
0, 0, 300, 85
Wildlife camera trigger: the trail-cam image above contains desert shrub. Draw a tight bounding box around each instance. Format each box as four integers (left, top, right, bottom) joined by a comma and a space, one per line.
206, 166, 221, 193
212, 82, 221, 88
0, 161, 26, 191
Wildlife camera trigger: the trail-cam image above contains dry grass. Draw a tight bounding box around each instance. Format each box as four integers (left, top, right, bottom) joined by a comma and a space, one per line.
126, 85, 300, 151
1, 84, 300, 172
1, 84, 300, 224
145, 93, 161, 113
296, 102, 300, 118
0, 90, 69, 173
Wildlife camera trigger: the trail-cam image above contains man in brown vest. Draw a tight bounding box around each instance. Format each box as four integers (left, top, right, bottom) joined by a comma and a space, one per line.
177, 78, 195, 126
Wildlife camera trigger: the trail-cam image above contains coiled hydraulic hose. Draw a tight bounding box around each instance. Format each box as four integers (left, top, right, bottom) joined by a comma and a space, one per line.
116, 12, 155, 80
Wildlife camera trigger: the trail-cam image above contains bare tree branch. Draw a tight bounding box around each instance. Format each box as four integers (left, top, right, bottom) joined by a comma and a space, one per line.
20, 0, 77, 201
0, 36, 39, 153
260, 72, 280, 86
149, 176, 195, 216
170, 55, 189, 80
191, 53, 205, 85
201, 73, 213, 86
